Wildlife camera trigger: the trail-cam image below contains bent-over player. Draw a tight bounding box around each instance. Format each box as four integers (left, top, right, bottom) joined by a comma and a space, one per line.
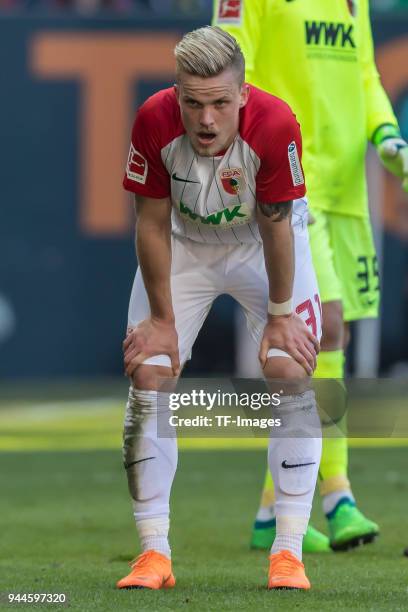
117, 26, 321, 591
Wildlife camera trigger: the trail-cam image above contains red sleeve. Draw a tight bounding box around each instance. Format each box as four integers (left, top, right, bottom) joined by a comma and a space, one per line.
256, 112, 306, 203
123, 101, 170, 199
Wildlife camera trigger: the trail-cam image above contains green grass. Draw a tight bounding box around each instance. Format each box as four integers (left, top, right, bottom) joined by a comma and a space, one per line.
1, 447, 408, 611
1, 390, 407, 452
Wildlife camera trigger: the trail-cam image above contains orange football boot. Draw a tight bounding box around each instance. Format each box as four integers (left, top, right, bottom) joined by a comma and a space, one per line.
268, 550, 311, 590
116, 550, 175, 590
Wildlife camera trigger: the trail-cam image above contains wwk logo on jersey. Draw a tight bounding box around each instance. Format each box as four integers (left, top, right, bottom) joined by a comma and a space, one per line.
178, 200, 250, 229
217, 0, 242, 24
288, 142, 304, 187
305, 21, 355, 48
219, 168, 246, 195
126, 145, 148, 184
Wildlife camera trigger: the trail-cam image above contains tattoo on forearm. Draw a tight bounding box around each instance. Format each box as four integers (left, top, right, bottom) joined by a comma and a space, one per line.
258, 201, 293, 221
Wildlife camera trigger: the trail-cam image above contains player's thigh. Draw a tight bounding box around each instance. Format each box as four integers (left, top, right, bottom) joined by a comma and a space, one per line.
308, 208, 342, 305
229, 203, 322, 354
328, 213, 379, 322
127, 234, 220, 371
308, 209, 345, 347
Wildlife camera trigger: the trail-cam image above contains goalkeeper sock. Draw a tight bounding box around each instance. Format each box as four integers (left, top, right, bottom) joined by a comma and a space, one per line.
314, 350, 351, 501
314, 348, 344, 379
255, 469, 276, 523
322, 490, 355, 517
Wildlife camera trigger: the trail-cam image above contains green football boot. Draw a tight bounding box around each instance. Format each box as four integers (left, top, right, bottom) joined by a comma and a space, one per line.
327, 498, 379, 551
250, 518, 331, 553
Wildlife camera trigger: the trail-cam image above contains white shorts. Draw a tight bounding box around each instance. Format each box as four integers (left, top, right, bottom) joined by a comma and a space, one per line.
128, 202, 321, 368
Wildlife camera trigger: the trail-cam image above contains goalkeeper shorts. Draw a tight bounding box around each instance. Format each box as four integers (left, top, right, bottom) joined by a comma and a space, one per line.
308, 210, 379, 322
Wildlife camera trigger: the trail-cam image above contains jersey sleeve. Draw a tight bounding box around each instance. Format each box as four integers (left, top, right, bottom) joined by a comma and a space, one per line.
212, 0, 265, 83
360, 0, 398, 140
123, 102, 170, 199
256, 112, 306, 203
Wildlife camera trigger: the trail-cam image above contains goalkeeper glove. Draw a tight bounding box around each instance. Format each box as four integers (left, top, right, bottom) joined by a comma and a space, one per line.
373, 124, 408, 192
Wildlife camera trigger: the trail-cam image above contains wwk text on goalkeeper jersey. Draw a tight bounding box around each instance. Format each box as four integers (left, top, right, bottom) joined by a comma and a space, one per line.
123, 86, 306, 245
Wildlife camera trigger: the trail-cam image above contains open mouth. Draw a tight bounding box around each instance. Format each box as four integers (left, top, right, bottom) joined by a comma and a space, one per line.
197, 132, 216, 145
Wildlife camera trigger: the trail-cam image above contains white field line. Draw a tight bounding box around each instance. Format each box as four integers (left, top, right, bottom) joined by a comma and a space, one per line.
0, 398, 122, 426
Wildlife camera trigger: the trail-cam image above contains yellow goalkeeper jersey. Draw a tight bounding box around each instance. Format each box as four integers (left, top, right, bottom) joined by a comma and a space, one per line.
213, 0, 397, 217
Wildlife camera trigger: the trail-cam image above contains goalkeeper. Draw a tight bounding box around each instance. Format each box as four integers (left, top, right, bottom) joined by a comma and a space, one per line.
214, 0, 408, 552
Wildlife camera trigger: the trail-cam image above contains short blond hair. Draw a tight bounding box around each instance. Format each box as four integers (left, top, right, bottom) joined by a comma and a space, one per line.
174, 26, 245, 84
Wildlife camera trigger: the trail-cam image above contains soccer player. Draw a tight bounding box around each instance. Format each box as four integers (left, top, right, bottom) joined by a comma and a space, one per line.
214, 0, 408, 553
117, 26, 323, 590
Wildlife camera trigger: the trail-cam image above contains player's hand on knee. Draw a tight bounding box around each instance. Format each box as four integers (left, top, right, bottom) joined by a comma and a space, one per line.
259, 313, 320, 375
123, 318, 180, 378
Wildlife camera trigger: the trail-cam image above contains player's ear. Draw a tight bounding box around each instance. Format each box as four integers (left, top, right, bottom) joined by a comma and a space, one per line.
239, 83, 250, 109
174, 83, 180, 102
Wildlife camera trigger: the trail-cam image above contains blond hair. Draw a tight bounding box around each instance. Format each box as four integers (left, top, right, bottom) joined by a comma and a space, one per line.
174, 26, 245, 84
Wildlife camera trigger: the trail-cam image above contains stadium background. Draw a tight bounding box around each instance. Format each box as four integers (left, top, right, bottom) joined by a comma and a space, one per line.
1, 2, 408, 610
0, 2, 408, 379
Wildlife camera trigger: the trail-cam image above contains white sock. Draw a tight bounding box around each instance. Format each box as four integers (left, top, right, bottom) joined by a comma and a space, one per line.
267, 390, 321, 561
268, 390, 322, 520
123, 387, 177, 557
323, 489, 355, 516
270, 515, 308, 561
137, 518, 171, 558
272, 534, 303, 560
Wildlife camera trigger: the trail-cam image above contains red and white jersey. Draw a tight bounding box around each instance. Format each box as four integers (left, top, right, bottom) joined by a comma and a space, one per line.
123, 85, 306, 244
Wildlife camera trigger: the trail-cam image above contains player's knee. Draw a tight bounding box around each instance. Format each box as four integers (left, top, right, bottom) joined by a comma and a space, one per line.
321, 301, 344, 350
131, 364, 174, 391
264, 356, 308, 380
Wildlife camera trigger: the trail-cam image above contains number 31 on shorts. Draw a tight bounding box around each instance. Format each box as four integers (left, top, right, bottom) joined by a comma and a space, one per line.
296, 294, 322, 338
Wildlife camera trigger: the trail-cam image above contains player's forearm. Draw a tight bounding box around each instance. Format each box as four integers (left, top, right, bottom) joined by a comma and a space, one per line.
135, 208, 174, 323
360, 0, 397, 139
257, 201, 294, 305
364, 78, 398, 141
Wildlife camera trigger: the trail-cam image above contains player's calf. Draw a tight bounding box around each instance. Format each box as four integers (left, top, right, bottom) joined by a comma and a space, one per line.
122, 374, 177, 566
263, 355, 321, 587
320, 300, 344, 351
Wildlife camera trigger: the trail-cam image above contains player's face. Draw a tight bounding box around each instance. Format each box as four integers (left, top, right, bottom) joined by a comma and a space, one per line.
175, 68, 249, 157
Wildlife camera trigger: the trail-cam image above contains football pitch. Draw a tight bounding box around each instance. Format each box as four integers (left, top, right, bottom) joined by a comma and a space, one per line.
1, 386, 408, 611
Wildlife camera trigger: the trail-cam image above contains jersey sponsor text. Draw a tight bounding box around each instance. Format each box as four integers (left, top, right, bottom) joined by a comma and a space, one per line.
177, 201, 250, 228
305, 21, 355, 49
